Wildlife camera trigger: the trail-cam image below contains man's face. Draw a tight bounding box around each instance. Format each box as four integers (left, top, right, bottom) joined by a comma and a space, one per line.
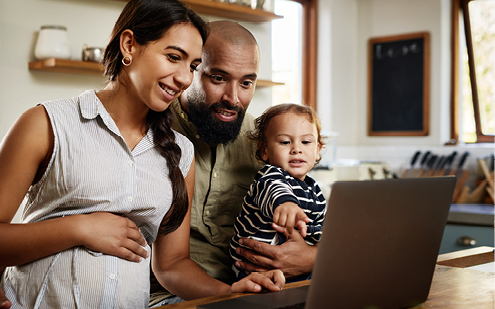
183, 41, 260, 145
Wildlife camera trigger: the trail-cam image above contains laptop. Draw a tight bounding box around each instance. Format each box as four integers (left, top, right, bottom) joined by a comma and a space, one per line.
198, 176, 456, 309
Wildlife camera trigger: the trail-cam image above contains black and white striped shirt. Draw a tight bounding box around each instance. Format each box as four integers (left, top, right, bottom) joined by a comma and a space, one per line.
230, 164, 327, 275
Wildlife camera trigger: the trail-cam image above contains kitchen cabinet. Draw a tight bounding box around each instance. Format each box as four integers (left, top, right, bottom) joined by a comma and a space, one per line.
439, 224, 493, 254
438, 204, 494, 254
28, 58, 283, 88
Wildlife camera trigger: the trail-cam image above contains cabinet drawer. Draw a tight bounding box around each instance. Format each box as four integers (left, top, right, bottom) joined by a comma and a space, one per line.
439, 223, 494, 254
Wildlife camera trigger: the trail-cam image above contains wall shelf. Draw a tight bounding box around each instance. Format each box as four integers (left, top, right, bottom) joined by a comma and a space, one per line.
27, 1, 284, 86
115, 0, 283, 22
29, 58, 104, 76
28, 58, 284, 88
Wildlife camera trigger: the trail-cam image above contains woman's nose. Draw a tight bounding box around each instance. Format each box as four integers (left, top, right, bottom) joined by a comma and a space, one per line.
175, 66, 193, 89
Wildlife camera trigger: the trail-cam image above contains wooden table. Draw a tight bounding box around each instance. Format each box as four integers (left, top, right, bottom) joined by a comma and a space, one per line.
159, 246, 494, 309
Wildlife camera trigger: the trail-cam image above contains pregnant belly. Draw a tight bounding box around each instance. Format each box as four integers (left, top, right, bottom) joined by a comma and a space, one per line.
2, 246, 151, 308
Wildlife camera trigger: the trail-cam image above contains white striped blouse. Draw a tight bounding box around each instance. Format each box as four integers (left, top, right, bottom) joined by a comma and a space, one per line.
0, 90, 194, 308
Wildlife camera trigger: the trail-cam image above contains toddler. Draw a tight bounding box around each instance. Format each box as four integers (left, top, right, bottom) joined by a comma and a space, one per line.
230, 103, 327, 281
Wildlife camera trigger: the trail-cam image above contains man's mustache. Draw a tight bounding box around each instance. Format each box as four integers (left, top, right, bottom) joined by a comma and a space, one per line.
210, 102, 243, 113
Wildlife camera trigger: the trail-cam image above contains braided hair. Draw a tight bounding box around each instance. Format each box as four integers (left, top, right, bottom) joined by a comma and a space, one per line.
102, 0, 209, 235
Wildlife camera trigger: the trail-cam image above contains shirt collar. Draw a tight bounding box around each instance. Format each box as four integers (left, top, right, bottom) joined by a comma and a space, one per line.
171, 98, 199, 139
78, 89, 155, 156
79, 90, 121, 137
79, 89, 101, 120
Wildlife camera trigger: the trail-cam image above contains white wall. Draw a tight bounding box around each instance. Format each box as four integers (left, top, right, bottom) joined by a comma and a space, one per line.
318, 0, 450, 146
0, 0, 493, 222
0, 0, 128, 138
316, 0, 493, 184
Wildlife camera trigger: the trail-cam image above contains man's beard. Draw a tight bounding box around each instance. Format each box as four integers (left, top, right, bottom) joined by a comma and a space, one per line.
187, 97, 246, 146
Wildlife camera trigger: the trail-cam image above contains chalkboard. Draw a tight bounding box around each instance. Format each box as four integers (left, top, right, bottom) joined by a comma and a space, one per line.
367, 32, 430, 136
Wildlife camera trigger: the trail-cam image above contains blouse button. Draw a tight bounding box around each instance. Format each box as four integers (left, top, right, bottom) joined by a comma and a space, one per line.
128, 196, 133, 202
109, 273, 116, 280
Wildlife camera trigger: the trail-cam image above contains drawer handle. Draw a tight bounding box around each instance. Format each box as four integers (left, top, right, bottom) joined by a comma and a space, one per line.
457, 236, 477, 246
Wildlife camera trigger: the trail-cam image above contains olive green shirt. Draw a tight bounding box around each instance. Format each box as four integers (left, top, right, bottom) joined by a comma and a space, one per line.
150, 99, 263, 305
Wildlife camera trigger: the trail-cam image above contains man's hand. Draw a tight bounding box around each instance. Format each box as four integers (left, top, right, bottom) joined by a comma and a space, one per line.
273, 202, 310, 237
229, 269, 285, 294
235, 223, 316, 279
0, 288, 11, 309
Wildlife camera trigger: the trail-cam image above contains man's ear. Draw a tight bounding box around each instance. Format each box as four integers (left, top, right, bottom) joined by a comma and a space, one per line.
120, 29, 136, 58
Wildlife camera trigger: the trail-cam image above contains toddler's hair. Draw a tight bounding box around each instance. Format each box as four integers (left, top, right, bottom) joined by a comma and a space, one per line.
247, 103, 325, 164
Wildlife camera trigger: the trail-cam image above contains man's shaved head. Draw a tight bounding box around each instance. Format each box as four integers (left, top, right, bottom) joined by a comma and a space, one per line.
206, 20, 258, 47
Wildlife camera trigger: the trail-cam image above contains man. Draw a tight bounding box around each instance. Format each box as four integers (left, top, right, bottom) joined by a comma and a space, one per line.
149, 20, 317, 306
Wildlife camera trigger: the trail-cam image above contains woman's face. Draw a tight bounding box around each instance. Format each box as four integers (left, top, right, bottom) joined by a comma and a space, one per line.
125, 23, 203, 112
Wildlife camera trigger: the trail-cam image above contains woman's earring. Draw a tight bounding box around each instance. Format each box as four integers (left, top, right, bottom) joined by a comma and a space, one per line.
122, 56, 132, 66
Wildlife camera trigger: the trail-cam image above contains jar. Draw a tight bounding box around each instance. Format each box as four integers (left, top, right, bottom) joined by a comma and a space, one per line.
82, 44, 104, 62
34, 25, 71, 60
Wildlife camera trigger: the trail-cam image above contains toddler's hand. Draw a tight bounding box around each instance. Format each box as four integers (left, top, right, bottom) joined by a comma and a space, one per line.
273, 202, 310, 237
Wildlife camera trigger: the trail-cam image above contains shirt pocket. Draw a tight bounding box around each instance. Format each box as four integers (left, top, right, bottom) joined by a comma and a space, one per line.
224, 183, 251, 225
206, 183, 250, 246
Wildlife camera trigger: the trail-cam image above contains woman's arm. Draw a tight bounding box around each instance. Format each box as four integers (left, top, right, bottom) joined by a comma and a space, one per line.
0, 106, 148, 267
152, 159, 285, 300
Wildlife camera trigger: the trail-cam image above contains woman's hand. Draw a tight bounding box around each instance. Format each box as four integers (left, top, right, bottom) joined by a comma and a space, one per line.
76, 212, 149, 262
229, 269, 285, 294
0, 288, 11, 309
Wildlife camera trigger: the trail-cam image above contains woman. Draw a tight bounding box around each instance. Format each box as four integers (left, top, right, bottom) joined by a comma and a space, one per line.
0, 0, 283, 308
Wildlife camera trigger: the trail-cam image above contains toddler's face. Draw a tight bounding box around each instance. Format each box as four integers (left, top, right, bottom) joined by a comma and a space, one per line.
261, 113, 322, 181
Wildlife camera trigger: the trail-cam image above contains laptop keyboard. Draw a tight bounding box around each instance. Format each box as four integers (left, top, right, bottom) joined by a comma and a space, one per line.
275, 302, 306, 309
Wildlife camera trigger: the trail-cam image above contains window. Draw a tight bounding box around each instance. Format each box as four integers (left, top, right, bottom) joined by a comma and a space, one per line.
451, 0, 495, 143
271, 0, 317, 109
272, 0, 303, 105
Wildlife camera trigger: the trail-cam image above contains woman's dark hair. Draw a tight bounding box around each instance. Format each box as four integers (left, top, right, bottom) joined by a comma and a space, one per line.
102, 0, 208, 81
248, 103, 326, 164
102, 0, 209, 235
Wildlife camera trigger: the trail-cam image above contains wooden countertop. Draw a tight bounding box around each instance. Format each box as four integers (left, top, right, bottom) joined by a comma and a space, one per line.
159, 246, 494, 309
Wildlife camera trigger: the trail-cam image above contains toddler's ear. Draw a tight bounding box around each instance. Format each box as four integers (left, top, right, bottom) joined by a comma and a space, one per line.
317, 142, 323, 153
259, 143, 269, 163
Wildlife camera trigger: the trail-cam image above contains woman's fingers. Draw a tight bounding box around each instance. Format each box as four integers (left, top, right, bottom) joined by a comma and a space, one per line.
125, 218, 147, 247
257, 269, 285, 291
78, 213, 149, 262
0, 287, 11, 309
121, 238, 149, 261
230, 270, 285, 294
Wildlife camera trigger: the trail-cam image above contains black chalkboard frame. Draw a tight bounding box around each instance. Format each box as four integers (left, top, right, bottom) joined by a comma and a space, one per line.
367, 32, 430, 136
